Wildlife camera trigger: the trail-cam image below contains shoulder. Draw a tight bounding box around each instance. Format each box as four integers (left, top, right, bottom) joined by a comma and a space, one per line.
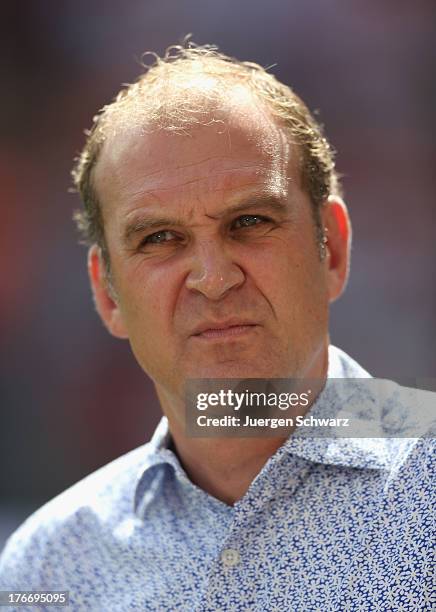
328, 374, 436, 440
361, 382, 435, 491
0, 442, 154, 588
356, 379, 435, 471
370, 379, 435, 440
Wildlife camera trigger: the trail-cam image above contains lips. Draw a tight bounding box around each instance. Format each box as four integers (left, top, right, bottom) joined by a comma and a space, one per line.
191, 320, 259, 338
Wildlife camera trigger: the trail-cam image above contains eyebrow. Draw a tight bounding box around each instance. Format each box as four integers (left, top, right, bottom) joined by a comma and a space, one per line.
122, 193, 289, 245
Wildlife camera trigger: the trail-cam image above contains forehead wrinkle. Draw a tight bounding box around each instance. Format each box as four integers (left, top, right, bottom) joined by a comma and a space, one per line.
168, 154, 237, 172
102, 99, 292, 190
119, 154, 246, 188
94, 142, 227, 207
120, 161, 279, 207
100, 117, 272, 184
123, 173, 288, 222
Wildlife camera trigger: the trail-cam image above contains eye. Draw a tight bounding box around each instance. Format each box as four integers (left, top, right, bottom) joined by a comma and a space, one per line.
232, 214, 269, 229
141, 230, 178, 245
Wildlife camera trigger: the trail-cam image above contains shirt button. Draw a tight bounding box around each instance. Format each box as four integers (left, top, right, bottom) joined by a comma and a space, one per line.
221, 548, 240, 567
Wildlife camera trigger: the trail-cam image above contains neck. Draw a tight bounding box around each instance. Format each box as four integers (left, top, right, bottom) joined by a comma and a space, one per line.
156, 343, 329, 506
169, 426, 287, 506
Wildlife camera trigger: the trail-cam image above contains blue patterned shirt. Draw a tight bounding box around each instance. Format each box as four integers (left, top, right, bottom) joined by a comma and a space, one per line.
0, 346, 434, 611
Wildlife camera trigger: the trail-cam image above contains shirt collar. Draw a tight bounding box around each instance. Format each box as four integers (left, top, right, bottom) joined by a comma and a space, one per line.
282, 346, 416, 470
133, 419, 184, 516
134, 345, 408, 514
137, 415, 184, 477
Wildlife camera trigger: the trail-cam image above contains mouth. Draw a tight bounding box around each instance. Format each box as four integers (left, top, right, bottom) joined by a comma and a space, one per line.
191, 321, 259, 340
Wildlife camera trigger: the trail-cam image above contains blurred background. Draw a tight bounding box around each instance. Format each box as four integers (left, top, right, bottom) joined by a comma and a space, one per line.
1, 0, 435, 549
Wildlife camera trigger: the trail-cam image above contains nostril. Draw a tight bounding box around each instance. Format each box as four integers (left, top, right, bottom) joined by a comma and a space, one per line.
186, 264, 245, 301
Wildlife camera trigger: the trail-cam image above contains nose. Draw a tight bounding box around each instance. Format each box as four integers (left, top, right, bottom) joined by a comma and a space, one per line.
185, 240, 245, 300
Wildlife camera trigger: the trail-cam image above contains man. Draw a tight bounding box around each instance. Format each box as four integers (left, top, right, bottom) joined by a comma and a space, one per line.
0, 43, 434, 611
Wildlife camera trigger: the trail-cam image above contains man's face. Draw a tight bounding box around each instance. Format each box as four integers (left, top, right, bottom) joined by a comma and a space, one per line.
92, 98, 341, 404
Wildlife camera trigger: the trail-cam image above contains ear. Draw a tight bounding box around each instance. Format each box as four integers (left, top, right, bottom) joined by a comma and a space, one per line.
87, 244, 129, 339
321, 196, 352, 303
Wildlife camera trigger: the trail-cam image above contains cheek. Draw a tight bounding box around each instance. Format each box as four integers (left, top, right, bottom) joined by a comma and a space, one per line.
244, 237, 322, 294
114, 264, 184, 381
115, 261, 180, 337
245, 240, 328, 325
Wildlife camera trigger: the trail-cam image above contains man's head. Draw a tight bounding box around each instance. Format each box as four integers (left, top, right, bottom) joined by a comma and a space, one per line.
72, 43, 351, 415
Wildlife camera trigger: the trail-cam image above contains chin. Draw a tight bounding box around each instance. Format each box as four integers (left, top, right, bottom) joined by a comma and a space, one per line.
186, 359, 287, 380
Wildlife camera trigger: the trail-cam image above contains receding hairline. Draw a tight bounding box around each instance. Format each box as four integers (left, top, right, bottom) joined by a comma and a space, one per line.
91, 83, 307, 221
94, 76, 293, 161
